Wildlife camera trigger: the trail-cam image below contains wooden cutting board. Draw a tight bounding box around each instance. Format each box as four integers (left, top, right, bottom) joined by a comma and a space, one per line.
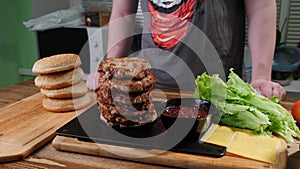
0, 88, 292, 168
52, 135, 287, 169
51, 89, 288, 169
0, 92, 96, 162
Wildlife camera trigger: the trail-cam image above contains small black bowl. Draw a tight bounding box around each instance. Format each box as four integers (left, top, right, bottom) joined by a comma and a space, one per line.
158, 98, 213, 144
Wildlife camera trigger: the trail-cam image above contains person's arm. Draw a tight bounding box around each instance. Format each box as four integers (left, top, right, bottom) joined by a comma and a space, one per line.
86, 1, 138, 90
106, 0, 139, 58
245, 0, 286, 99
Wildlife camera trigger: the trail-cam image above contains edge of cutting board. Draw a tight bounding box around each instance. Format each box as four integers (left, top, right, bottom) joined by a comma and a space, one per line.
0, 92, 96, 162
52, 135, 287, 169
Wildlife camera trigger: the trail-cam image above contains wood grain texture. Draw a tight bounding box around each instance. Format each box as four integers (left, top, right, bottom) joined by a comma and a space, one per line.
52, 87, 291, 169
0, 79, 40, 109
52, 135, 287, 169
0, 79, 299, 169
0, 92, 96, 162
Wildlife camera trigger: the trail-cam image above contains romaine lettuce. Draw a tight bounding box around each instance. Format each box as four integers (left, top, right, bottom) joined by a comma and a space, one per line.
194, 69, 300, 143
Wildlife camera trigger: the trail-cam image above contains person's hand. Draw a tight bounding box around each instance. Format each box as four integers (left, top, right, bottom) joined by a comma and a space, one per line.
251, 79, 286, 99
86, 72, 101, 91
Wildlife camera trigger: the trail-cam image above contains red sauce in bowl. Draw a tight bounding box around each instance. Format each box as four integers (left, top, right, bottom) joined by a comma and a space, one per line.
162, 105, 208, 118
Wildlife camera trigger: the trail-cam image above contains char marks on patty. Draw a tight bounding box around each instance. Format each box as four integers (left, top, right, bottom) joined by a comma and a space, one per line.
96, 57, 157, 128
98, 57, 151, 79
96, 84, 153, 105
98, 73, 156, 93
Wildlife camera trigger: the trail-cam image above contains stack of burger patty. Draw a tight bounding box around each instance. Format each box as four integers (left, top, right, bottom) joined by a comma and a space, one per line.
32, 54, 91, 112
97, 57, 157, 128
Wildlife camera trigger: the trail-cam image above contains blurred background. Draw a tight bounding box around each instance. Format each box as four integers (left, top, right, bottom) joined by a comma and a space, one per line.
0, 0, 299, 97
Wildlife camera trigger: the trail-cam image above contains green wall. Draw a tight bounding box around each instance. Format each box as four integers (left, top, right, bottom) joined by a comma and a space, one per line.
0, 0, 38, 88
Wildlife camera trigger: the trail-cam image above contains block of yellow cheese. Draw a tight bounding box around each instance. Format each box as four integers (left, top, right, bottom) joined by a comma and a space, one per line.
201, 125, 235, 147
228, 131, 280, 164
201, 125, 283, 164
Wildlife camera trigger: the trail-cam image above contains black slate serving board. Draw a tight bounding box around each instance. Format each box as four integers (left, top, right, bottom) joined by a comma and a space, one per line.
55, 103, 226, 158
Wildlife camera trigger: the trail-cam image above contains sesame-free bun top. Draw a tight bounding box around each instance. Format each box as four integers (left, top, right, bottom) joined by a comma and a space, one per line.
34, 67, 84, 90
32, 54, 82, 74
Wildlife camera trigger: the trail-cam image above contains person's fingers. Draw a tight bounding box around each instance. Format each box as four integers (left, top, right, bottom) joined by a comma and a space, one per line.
259, 82, 273, 98
250, 79, 264, 94
250, 81, 260, 89
86, 75, 93, 90
272, 87, 281, 98
86, 72, 100, 90
280, 88, 286, 99
251, 79, 286, 99
273, 83, 286, 99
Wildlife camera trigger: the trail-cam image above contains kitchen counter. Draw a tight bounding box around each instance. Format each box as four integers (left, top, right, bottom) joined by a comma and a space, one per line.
0, 79, 299, 169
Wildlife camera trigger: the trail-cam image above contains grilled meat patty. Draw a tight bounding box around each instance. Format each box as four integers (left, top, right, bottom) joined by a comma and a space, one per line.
100, 105, 157, 128
96, 57, 157, 128
96, 84, 153, 105
98, 73, 156, 93
98, 57, 151, 79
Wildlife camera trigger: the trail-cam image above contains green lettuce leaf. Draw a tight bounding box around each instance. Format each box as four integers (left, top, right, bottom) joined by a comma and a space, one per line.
221, 103, 271, 135
194, 69, 300, 143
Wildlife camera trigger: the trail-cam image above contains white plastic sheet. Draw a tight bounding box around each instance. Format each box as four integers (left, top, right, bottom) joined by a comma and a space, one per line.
23, 6, 84, 31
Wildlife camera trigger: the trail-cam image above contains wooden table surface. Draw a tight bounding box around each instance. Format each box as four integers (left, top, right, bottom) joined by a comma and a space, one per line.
0, 79, 299, 169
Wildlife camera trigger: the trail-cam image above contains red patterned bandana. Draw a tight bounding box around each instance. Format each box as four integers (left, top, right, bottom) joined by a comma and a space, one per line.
148, 0, 197, 49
